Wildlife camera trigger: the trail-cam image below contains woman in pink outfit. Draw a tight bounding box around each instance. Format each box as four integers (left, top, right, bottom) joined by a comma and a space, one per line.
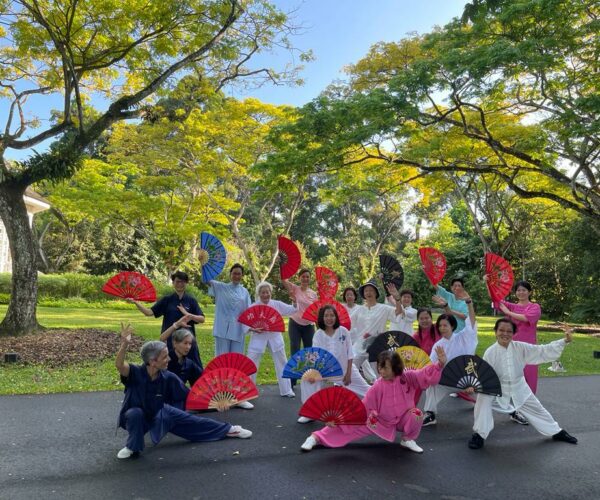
411, 308, 441, 405
300, 347, 447, 454
496, 280, 541, 394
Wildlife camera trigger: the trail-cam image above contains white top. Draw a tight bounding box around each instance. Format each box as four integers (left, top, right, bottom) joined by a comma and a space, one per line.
313, 326, 354, 375
484, 339, 567, 411
385, 297, 417, 334
430, 320, 478, 364
350, 303, 400, 355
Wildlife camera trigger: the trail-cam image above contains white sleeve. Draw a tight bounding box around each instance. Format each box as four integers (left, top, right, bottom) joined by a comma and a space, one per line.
521, 339, 566, 365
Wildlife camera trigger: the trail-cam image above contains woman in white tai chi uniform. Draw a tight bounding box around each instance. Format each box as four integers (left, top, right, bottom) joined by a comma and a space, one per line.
246, 281, 296, 398
297, 304, 371, 424
468, 320, 577, 449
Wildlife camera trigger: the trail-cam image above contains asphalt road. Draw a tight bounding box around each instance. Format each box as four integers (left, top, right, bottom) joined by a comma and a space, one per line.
1, 376, 599, 500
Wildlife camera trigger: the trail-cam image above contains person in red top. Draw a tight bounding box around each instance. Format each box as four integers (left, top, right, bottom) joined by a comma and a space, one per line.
412, 308, 441, 405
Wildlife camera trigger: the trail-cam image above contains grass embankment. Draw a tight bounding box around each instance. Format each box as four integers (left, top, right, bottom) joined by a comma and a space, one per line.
1, 305, 599, 395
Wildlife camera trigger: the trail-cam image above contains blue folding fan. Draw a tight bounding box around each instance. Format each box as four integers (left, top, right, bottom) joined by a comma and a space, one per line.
199, 232, 226, 282
282, 347, 343, 380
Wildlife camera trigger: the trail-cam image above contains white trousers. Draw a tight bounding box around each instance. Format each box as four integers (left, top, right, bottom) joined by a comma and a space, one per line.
473, 393, 561, 439
423, 385, 456, 413
351, 352, 378, 383
247, 347, 293, 397
300, 364, 370, 403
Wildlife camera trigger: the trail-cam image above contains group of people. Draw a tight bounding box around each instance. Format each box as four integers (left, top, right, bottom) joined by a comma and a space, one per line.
118, 265, 577, 460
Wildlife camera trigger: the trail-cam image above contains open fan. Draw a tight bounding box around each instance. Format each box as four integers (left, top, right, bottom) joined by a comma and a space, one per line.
299, 386, 367, 425
238, 304, 285, 332
419, 247, 447, 286
439, 355, 502, 396
198, 232, 227, 282
366, 331, 419, 362
315, 266, 339, 300
396, 346, 432, 370
282, 347, 343, 380
278, 235, 301, 280
102, 271, 157, 302
485, 253, 514, 302
186, 367, 259, 411
379, 254, 404, 289
302, 299, 351, 330
203, 353, 257, 376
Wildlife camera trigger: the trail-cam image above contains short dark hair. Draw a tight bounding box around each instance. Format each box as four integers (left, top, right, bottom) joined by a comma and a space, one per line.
230, 263, 244, 274
400, 289, 413, 298
298, 268, 311, 277
171, 271, 189, 282
450, 277, 464, 287
514, 280, 532, 293
342, 286, 358, 302
377, 350, 404, 376
436, 313, 458, 332
494, 318, 517, 333
317, 305, 340, 330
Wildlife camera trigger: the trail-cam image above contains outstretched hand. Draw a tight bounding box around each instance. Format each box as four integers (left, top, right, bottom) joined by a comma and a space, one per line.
175, 314, 192, 328
432, 295, 447, 306
560, 323, 573, 343
120, 322, 133, 344
434, 345, 447, 365
177, 304, 190, 316
454, 289, 471, 301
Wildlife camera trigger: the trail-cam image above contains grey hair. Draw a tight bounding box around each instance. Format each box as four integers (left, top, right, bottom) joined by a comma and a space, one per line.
172, 328, 193, 344
255, 280, 273, 298
140, 341, 167, 365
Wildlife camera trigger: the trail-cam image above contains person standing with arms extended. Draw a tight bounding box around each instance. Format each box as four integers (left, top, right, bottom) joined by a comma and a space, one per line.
432, 277, 469, 332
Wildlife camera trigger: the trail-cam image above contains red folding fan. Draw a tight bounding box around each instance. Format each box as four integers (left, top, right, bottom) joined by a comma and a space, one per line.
485, 253, 514, 302
238, 304, 285, 332
203, 353, 257, 376
299, 386, 367, 425
315, 266, 339, 300
186, 367, 259, 411
278, 235, 302, 280
101, 271, 157, 302
419, 247, 447, 286
302, 299, 351, 330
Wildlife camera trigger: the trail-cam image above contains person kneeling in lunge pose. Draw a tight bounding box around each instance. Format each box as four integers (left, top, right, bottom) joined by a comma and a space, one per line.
468, 321, 577, 449
300, 347, 447, 453
115, 324, 252, 460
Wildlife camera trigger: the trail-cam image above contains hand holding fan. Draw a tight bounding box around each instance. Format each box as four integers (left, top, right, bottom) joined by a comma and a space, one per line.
485, 253, 514, 302
282, 347, 343, 380
366, 331, 418, 362
299, 386, 367, 425
186, 367, 258, 411
315, 266, 339, 300
203, 353, 257, 376
439, 355, 502, 396
102, 271, 157, 302
302, 299, 351, 330
419, 247, 447, 286
278, 235, 301, 280
379, 254, 404, 289
198, 232, 226, 282
238, 304, 285, 332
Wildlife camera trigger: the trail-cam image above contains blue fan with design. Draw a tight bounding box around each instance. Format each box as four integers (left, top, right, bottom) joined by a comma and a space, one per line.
199, 232, 226, 282
282, 347, 343, 381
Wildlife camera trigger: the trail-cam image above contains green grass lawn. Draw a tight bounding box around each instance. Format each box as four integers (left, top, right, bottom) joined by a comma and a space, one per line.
1, 305, 599, 395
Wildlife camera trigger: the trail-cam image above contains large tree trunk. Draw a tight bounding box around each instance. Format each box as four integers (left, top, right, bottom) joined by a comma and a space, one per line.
0, 184, 42, 336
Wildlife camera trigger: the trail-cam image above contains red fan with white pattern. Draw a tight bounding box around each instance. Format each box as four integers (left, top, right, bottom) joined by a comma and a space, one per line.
278, 235, 302, 280
186, 367, 259, 411
419, 247, 447, 286
302, 299, 351, 330
315, 266, 339, 300
203, 353, 257, 376
238, 304, 285, 333
485, 253, 514, 302
102, 271, 156, 302
299, 386, 367, 425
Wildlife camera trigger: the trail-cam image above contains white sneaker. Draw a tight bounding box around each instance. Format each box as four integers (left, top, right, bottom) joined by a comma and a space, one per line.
297, 416, 314, 424
301, 435, 318, 451
237, 401, 254, 410
400, 440, 423, 453
449, 392, 458, 398
281, 391, 296, 398
117, 447, 135, 459
227, 425, 252, 439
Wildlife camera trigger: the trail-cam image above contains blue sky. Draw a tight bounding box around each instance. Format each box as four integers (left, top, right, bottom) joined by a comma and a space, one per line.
5, 0, 467, 160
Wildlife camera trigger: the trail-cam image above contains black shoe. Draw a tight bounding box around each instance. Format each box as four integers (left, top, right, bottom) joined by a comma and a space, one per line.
422, 411, 437, 427
468, 433, 484, 449
552, 429, 578, 444
510, 411, 529, 425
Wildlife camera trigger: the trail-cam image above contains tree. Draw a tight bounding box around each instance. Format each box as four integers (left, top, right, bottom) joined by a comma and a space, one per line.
0, 0, 305, 334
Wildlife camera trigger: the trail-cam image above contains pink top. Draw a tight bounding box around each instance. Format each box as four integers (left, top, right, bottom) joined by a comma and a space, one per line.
363, 363, 442, 442
412, 327, 442, 356
497, 300, 541, 345
288, 283, 318, 326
